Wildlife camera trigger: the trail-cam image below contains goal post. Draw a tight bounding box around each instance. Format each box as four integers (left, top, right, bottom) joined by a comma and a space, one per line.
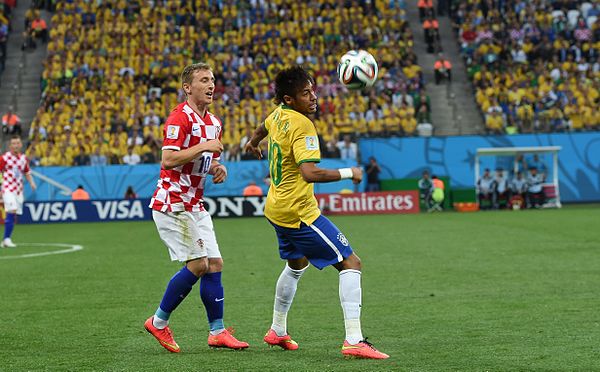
475, 146, 562, 208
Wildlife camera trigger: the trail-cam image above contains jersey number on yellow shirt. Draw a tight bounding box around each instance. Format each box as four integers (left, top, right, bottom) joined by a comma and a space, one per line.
269, 138, 282, 186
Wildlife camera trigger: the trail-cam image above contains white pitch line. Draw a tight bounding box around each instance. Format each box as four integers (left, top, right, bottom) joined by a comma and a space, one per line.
0, 243, 84, 260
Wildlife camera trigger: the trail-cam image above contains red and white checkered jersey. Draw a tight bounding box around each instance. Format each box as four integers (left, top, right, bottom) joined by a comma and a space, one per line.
0, 151, 30, 194
150, 102, 222, 212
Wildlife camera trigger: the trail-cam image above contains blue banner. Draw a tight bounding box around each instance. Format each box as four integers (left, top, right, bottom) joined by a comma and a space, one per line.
26, 159, 363, 201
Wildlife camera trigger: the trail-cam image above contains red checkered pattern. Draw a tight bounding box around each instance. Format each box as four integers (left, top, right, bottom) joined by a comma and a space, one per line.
150, 102, 222, 213
0, 151, 30, 194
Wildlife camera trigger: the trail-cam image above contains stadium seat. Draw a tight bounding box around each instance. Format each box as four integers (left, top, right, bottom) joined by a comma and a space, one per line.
551, 10, 565, 19
580, 2, 593, 18
567, 10, 581, 28
416, 122, 433, 137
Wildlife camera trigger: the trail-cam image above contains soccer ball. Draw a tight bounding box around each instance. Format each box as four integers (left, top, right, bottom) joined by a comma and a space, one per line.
337, 50, 378, 90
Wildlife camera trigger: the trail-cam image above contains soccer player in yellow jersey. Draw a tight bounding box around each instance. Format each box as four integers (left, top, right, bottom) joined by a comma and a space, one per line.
244, 66, 389, 359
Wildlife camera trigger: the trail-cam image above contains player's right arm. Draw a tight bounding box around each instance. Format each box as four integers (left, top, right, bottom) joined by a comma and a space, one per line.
244, 123, 268, 159
162, 141, 223, 170
299, 162, 363, 184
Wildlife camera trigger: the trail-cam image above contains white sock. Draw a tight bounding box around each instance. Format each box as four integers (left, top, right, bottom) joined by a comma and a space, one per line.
152, 315, 168, 330
271, 264, 307, 336
339, 269, 363, 345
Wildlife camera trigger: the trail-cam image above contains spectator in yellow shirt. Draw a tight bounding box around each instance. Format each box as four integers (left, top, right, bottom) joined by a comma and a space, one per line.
485, 111, 504, 134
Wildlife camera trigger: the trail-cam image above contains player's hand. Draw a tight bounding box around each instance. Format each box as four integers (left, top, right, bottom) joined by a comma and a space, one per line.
244, 142, 262, 159
351, 167, 363, 184
203, 139, 224, 153
31, 183, 37, 191
211, 164, 227, 184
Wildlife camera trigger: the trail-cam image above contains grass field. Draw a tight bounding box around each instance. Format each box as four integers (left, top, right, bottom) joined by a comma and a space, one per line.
1, 206, 599, 371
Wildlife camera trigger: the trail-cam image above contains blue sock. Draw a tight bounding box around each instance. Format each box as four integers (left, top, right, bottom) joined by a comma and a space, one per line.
4, 213, 15, 240
200, 272, 224, 332
156, 266, 199, 320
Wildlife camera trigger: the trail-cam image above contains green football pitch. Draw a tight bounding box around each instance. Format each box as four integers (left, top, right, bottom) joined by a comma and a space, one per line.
1, 206, 599, 371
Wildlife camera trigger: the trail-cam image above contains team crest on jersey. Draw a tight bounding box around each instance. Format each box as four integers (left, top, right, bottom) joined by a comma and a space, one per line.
337, 233, 349, 246
166, 125, 180, 139
305, 136, 319, 150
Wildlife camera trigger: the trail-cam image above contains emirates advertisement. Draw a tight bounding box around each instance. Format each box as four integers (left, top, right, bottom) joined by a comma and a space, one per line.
317, 191, 420, 215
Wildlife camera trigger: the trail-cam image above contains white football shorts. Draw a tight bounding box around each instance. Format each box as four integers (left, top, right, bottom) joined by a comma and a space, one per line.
152, 209, 221, 262
3, 192, 23, 215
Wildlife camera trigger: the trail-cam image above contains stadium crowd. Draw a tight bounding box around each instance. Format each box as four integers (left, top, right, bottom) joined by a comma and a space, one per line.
25, 0, 432, 167
451, 0, 599, 134
0, 0, 16, 74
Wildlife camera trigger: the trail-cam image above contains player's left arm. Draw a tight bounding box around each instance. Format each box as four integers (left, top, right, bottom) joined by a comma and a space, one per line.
209, 159, 227, 184
25, 172, 37, 191
24, 160, 36, 190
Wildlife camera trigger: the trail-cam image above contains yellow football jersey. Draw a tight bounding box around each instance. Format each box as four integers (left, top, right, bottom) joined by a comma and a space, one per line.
264, 105, 321, 228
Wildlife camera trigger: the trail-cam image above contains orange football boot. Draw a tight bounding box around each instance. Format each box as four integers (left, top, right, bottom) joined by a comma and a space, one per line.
144, 316, 180, 353
341, 338, 389, 359
208, 328, 249, 350
263, 329, 299, 350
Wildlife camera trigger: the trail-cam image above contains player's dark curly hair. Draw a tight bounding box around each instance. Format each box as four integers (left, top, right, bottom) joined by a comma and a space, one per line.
273, 66, 315, 105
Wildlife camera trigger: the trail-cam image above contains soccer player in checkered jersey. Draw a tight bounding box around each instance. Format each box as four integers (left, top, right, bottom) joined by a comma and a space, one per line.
244, 66, 388, 359
0, 135, 36, 248
144, 63, 248, 352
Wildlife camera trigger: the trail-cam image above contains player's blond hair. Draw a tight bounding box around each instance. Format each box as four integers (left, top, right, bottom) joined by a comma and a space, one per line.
180, 63, 212, 87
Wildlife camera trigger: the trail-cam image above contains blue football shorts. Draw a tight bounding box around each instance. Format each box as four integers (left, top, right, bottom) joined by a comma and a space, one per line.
268, 215, 354, 270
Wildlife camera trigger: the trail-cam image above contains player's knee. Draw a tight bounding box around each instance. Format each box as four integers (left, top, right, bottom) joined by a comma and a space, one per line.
347, 254, 362, 270
208, 258, 223, 272
287, 257, 309, 270
337, 254, 361, 271
186, 257, 209, 277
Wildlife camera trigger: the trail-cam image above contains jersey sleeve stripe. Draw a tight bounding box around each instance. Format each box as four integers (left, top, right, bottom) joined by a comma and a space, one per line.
162, 145, 180, 151
297, 158, 321, 165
